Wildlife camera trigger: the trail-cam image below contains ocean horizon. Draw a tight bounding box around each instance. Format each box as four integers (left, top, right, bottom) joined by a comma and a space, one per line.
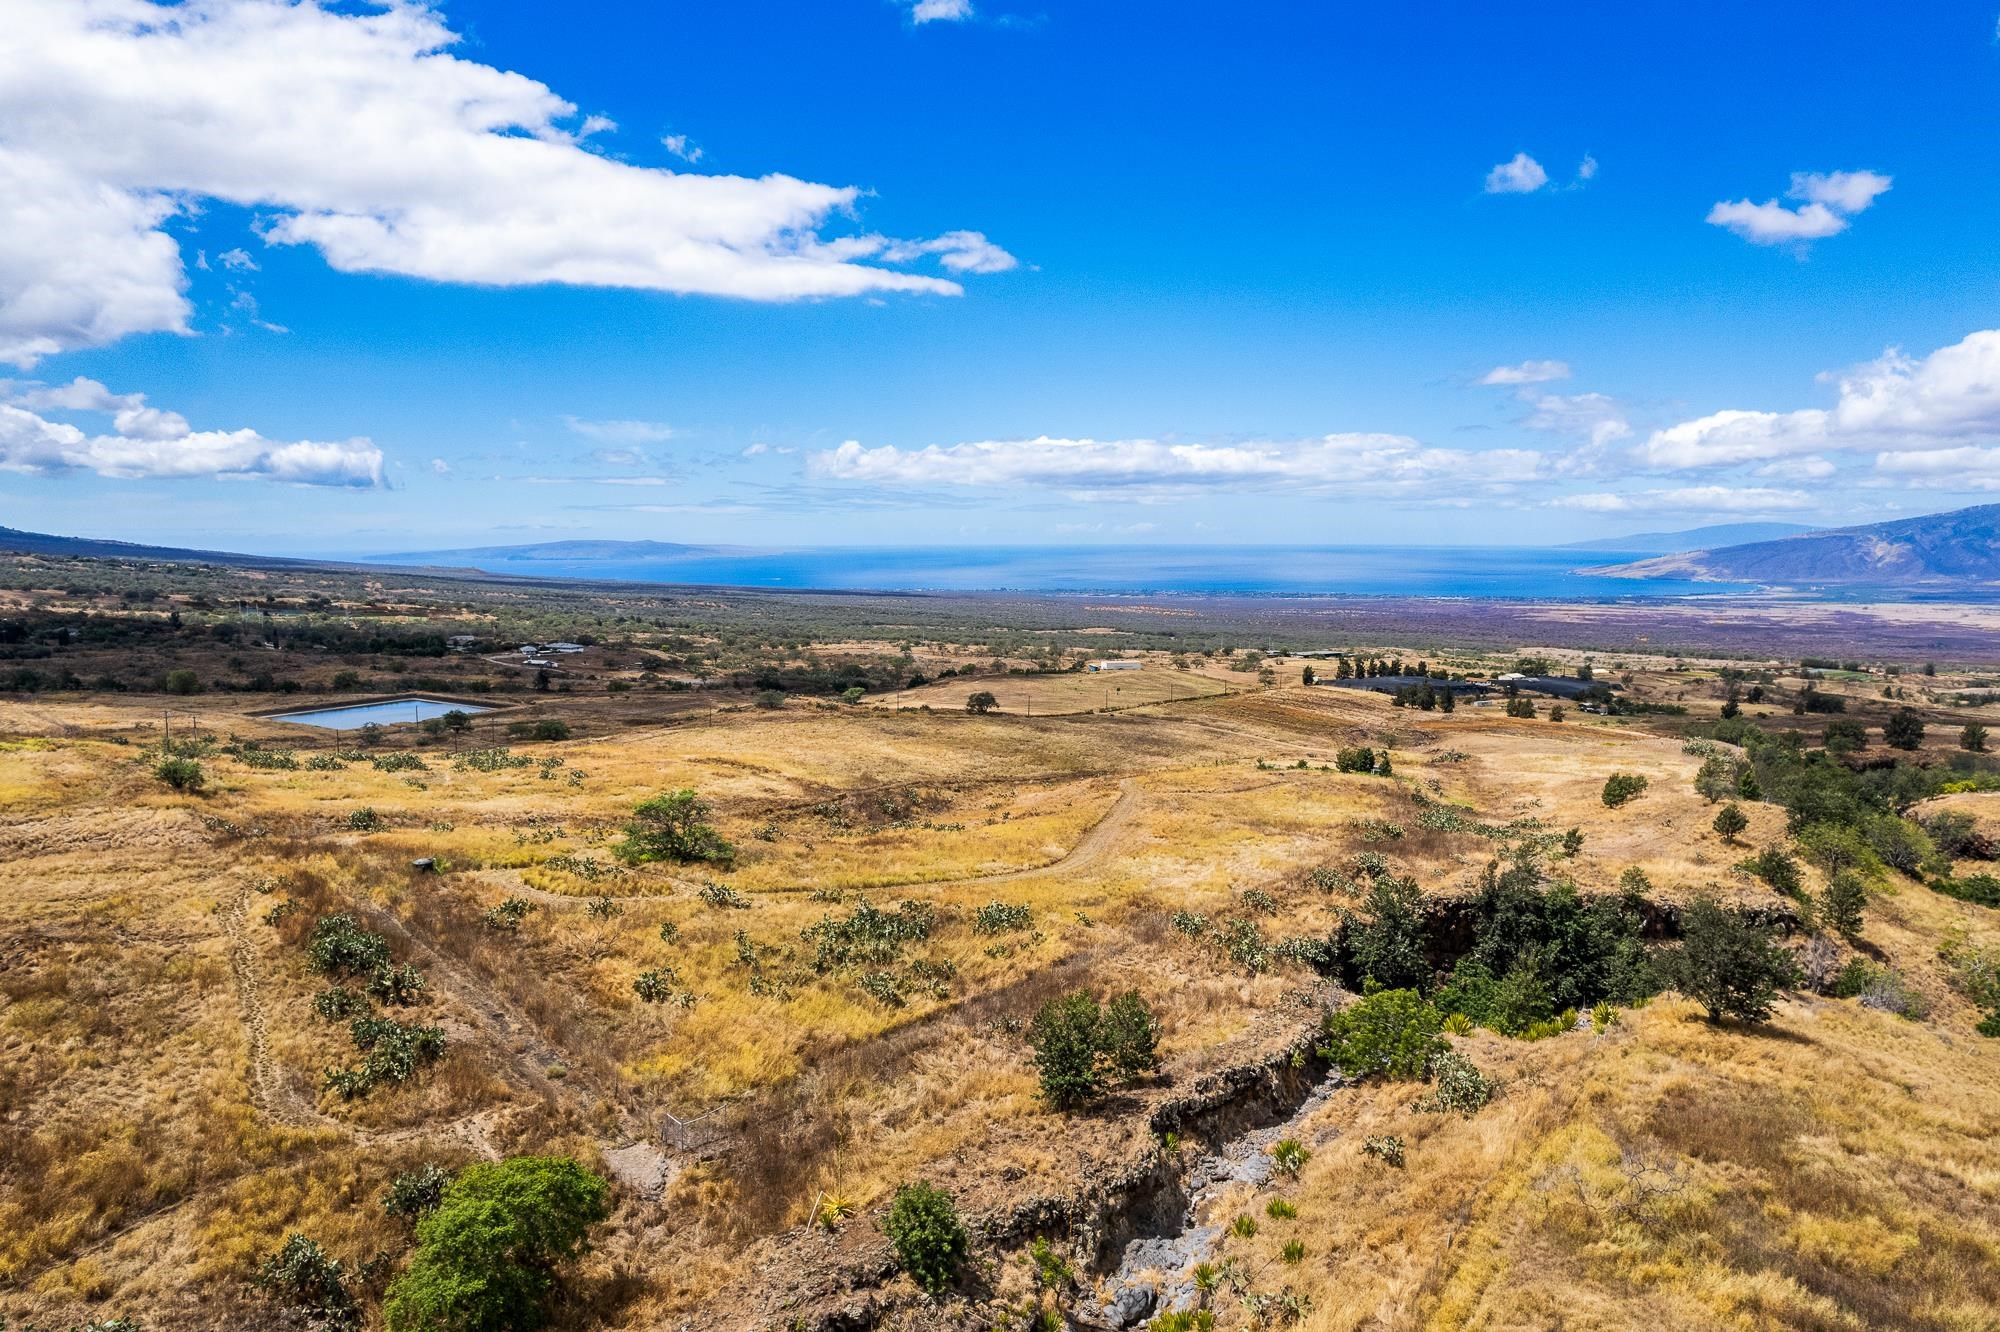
370, 543, 1758, 600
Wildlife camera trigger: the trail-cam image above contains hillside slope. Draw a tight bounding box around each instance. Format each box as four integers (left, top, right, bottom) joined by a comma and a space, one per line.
1586, 503, 2000, 586
1563, 521, 1815, 555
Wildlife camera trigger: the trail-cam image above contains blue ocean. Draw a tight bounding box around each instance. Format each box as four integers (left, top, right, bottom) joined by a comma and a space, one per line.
404, 545, 1754, 599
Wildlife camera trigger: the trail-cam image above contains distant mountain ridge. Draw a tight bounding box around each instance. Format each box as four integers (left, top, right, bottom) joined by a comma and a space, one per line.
1584, 503, 2000, 587
1563, 521, 1815, 555
0, 525, 330, 568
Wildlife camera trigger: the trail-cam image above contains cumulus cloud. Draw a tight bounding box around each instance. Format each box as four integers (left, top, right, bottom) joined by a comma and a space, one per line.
809, 434, 1546, 499
1551, 486, 1812, 514
1479, 359, 1571, 386
1484, 152, 1548, 195
1637, 329, 2000, 472
1707, 169, 1891, 246
563, 416, 674, 444
1872, 446, 2000, 490
0, 0, 1010, 367
0, 378, 381, 486
661, 134, 703, 164
912, 0, 974, 22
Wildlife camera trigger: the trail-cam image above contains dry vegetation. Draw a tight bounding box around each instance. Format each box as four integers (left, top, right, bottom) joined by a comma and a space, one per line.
6, 561, 2000, 1331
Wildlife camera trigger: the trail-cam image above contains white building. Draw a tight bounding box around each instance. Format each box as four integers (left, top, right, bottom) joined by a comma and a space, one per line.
1088, 659, 1143, 672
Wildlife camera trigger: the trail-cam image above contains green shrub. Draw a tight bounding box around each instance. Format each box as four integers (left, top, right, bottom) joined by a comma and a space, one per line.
1265, 1197, 1297, 1220
881, 1181, 967, 1296
482, 897, 535, 932
1318, 988, 1445, 1080
382, 1164, 452, 1223
154, 756, 205, 792
1665, 893, 1798, 1024
1269, 1138, 1311, 1177
347, 806, 384, 831
305, 914, 391, 978
255, 1233, 356, 1329
972, 900, 1034, 935
507, 718, 571, 741
1360, 1135, 1406, 1167
1931, 872, 2000, 907
384, 1156, 610, 1332
1711, 803, 1749, 842
1741, 846, 1803, 896
617, 789, 734, 865
1601, 773, 1649, 808
368, 962, 427, 1007
1025, 988, 1160, 1109
312, 985, 369, 1022
1410, 1049, 1494, 1116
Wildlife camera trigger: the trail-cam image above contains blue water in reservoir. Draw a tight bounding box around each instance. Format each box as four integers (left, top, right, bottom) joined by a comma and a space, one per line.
378, 545, 1753, 600
272, 697, 491, 730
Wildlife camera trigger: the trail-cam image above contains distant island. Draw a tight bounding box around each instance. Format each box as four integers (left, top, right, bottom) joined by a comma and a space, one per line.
1585, 502, 2000, 588
1562, 521, 1816, 555
371, 539, 744, 568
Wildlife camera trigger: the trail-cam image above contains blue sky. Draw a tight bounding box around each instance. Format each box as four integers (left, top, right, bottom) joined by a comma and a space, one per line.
6, 1, 2000, 555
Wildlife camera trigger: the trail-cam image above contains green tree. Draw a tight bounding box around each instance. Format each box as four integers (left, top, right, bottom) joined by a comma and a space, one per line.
1821, 871, 1867, 938
616, 789, 733, 865
1883, 708, 1926, 751
1341, 876, 1429, 991
1694, 755, 1738, 803
164, 668, 201, 695
1025, 989, 1160, 1109
1736, 766, 1763, 801
384, 1156, 610, 1332
1962, 722, 1989, 753
1666, 894, 1798, 1024
965, 690, 999, 714
1601, 773, 1649, 808
1318, 987, 1446, 1079
1711, 803, 1749, 843
882, 1181, 968, 1295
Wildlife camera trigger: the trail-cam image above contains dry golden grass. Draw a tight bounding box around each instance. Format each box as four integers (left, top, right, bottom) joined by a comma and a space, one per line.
6, 672, 2000, 1330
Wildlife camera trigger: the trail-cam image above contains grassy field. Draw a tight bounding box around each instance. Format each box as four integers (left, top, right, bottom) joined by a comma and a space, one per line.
7, 578, 2000, 1329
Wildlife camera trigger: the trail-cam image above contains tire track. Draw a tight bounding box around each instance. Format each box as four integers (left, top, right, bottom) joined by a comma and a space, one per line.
220, 881, 333, 1129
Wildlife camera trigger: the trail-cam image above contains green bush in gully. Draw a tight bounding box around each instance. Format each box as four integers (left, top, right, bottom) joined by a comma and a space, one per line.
385, 1156, 610, 1332
1026, 989, 1161, 1109
881, 1181, 968, 1296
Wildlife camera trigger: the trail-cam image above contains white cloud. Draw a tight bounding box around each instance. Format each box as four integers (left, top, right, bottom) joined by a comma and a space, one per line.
661, 134, 703, 164
1551, 486, 1812, 514
218, 247, 259, 272
1791, 169, 1893, 214
912, 0, 974, 22
1872, 446, 2000, 490
563, 416, 674, 444
1484, 153, 1548, 195
1479, 359, 1571, 386
0, 379, 381, 486
1706, 169, 1891, 246
1576, 155, 1598, 182
809, 434, 1546, 499
0, 0, 1009, 367
1638, 329, 2000, 470
429, 457, 450, 474
1520, 391, 1631, 447
878, 230, 1019, 274
741, 442, 769, 457
1754, 455, 1835, 480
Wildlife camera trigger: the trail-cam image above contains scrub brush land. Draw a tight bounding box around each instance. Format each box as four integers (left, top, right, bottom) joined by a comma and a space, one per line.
4, 552, 2000, 1332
